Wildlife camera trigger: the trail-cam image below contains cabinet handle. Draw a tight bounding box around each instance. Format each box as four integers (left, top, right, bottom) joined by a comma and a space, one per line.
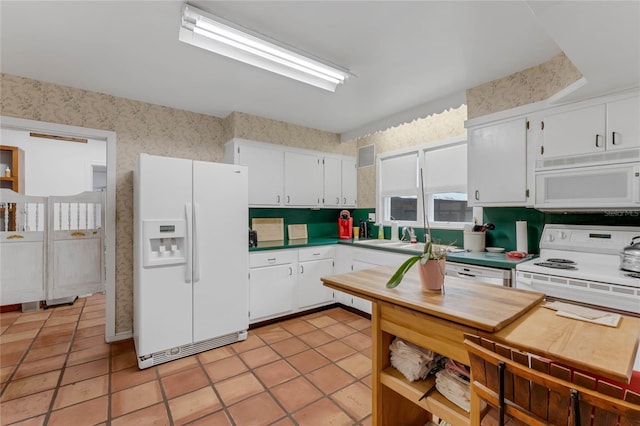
612, 131, 619, 145
288, 266, 293, 276
277, 195, 280, 203
286, 195, 290, 203
595, 134, 602, 148
475, 190, 480, 201
267, 257, 276, 263
336, 197, 339, 204
343, 197, 347, 204
300, 265, 304, 273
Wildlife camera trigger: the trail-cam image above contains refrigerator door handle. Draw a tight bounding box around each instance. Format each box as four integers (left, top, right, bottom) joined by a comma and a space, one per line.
185, 203, 193, 283
193, 203, 201, 283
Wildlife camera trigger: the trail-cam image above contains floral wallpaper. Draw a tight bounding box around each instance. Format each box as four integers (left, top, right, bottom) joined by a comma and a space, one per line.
466, 52, 583, 119
0, 73, 347, 334
354, 105, 468, 208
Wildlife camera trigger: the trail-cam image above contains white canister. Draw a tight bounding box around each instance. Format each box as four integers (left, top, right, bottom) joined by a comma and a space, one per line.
463, 231, 486, 252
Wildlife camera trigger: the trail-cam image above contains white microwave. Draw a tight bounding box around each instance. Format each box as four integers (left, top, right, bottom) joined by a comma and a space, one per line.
534, 163, 640, 211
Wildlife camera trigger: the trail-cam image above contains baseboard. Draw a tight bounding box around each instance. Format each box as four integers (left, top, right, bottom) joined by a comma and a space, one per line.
106, 330, 133, 343
249, 302, 370, 330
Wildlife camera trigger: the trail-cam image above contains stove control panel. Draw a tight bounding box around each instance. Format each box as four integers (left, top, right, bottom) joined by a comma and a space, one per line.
539, 224, 640, 255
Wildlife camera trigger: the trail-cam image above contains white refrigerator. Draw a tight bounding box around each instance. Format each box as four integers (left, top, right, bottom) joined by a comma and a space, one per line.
134, 153, 248, 369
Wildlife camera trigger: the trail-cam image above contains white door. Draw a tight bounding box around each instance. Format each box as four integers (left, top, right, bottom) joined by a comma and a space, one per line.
607, 96, 640, 152
48, 191, 104, 300
468, 118, 527, 205
284, 151, 322, 206
249, 264, 295, 321
135, 154, 193, 356
192, 161, 248, 342
541, 104, 606, 158
323, 157, 342, 207
341, 159, 357, 207
237, 145, 283, 206
298, 258, 334, 309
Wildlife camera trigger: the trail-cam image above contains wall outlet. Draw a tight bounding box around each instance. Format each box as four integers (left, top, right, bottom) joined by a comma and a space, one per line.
368, 213, 376, 222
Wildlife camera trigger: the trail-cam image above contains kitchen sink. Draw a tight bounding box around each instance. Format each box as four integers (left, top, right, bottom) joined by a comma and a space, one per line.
353, 239, 463, 254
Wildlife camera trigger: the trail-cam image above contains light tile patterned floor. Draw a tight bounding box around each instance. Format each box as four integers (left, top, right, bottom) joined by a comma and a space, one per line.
0, 294, 373, 425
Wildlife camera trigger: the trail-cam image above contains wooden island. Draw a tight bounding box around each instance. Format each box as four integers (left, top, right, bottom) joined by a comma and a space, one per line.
321, 266, 640, 426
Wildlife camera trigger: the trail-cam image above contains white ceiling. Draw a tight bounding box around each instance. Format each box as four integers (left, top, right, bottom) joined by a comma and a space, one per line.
1, 1, 638, 142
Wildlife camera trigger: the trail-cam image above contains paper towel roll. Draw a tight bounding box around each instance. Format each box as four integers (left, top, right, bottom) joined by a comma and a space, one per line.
516, 221, 528, 253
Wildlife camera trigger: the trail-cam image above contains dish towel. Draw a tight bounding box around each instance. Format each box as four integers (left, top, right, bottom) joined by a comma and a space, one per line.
389, 338, 444, 382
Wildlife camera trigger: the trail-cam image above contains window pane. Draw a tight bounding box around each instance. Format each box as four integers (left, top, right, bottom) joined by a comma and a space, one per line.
432, 192, 472, 222
389, 196, 417, 221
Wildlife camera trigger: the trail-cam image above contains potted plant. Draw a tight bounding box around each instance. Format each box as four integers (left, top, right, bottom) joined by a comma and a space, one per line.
385, 237, 447, 291
386, 170, 448, 292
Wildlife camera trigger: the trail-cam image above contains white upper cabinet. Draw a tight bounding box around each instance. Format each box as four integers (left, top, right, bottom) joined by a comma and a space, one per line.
607, 96, 640, 152
323, 156, 342, 207
225, 138, 356, 209
467, 117, 529, 206
284, 151, 323, 207
539, 104, 606, 158
536, 93, 640, 168
341, 158, 357, 207
323, 156, 357, 208
225, 140, 284, 206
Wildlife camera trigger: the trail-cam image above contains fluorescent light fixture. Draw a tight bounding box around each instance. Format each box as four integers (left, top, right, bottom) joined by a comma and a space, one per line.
179, 4, 352, 92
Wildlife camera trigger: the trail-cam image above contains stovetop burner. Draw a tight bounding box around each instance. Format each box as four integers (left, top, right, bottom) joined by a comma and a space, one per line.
534, 261, 578, 270
545, 258, 576, 265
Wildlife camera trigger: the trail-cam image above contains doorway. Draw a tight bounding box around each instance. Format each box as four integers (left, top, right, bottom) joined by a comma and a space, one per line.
0, 116, 117, 341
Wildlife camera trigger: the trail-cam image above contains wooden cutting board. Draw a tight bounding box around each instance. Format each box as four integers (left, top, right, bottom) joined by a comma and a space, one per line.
288, 224, 308, 240
251, 218, 284, 242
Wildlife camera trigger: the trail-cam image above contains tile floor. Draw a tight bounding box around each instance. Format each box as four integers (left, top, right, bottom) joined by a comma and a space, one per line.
0, 294, 374, 425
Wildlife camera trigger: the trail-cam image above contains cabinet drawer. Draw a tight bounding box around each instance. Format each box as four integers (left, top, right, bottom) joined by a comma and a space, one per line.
298, 246, 335, 262
250, 250, 296, 268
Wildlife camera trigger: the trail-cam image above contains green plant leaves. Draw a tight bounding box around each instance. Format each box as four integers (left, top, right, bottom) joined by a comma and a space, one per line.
386, 255, 422, 289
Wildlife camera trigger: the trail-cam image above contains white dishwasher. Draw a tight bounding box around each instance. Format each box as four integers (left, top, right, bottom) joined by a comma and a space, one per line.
445, 262, 512, 287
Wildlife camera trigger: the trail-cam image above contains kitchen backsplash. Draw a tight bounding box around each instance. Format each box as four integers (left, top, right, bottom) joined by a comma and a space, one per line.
254, 207, 638, 255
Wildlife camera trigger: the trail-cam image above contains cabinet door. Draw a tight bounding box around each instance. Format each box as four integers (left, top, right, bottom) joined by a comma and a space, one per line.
541, 104, 606, 158
323, 157, 342, 207
607, 96, 640, 152
341, 159, 357, 207
237, 145, 283, 206
285, 152, 323, 206
249, 264, 295, 321
298, 258, 334, 309
468, 118, 528, 206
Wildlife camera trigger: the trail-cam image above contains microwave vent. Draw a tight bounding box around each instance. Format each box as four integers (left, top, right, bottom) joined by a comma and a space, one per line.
537, 147, 639, 170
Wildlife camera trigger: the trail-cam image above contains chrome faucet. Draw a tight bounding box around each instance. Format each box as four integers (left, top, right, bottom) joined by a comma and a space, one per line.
401, 227, 415, 242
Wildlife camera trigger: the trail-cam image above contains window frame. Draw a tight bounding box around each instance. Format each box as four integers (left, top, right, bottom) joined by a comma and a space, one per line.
376, 136, 481, 230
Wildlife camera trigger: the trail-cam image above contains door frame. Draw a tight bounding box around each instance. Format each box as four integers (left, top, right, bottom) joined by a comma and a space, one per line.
0, 116, 118, 341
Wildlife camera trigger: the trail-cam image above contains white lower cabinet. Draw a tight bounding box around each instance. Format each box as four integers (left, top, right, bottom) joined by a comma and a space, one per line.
297, 246, 335, 309
249, 250, 297, 323
249, 244, 412, 322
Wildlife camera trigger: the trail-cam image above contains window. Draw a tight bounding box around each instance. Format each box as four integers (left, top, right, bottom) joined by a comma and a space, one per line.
378, 151, 419, 223
377, 137, 480, 229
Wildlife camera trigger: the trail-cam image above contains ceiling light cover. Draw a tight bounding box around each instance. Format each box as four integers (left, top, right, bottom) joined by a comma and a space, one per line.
179, 4, 352, 92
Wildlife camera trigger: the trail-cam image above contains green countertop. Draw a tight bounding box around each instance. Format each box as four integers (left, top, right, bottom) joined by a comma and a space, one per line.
250, 237, 535, 269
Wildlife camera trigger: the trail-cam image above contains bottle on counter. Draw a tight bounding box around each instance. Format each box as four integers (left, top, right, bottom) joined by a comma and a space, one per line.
4, 166, 10, 178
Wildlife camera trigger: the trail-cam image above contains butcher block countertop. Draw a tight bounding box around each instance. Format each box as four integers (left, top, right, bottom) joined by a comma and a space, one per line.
322, 266, 544, 332
322, 266, 640, 383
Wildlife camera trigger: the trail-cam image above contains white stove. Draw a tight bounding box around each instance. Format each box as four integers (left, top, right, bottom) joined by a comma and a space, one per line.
515, 224, 640, 317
